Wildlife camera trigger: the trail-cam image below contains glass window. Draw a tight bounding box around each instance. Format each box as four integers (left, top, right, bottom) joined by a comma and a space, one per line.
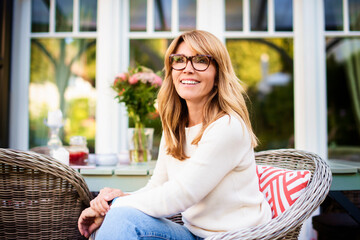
349, 0, 360, 31
29, 38, 97, 152
251, 0, 267, 31
130, 0, 147, 31
129, 39, 171, 158
155, 0, 171, 31
324, 0, 343, 31
56, 0, 73, 32
179, 0, 196, 31
31, 0, 50, 33
226, 38, 294, 150
225, 0, 243, 31
274, 0, 292, 31
327, 37, 360, 161
80, 0, 97, 32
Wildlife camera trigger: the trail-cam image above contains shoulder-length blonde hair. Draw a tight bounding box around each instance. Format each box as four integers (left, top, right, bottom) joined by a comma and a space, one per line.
157, 30, 257, 160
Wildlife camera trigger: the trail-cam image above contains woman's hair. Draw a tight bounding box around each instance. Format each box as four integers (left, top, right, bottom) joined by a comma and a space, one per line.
157, 30, 257, 160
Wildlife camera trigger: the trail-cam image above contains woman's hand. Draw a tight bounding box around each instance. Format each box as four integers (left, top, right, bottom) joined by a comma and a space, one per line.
90, 187, 129, 216
78, 207, 104, 238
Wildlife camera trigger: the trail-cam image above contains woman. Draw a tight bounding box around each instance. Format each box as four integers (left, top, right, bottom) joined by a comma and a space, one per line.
78, 30, 272, 239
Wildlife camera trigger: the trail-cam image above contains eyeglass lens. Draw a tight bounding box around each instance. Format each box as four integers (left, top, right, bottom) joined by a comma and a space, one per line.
171, 55, 211, 71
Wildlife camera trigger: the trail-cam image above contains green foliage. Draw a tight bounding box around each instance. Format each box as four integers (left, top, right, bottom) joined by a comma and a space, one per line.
64, 98, 96, 152
327, 52, 360, 147
248, 82, 294, 151
226, 38, 294, 151
227, 38, 293, 88
30, 39, 56, 84
29, 38, 97, 151
130, 39, 170, 71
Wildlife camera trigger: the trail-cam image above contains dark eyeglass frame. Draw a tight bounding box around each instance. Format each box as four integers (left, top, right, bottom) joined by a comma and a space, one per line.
169, 54, 214, 72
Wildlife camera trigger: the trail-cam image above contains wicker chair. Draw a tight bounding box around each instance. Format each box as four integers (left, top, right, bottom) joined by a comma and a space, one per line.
168, 149, 332, 240
0, 148, 93, 240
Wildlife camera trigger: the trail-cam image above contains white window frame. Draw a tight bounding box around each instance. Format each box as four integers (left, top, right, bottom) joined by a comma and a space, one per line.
10, 0, 31, 150
293, 0, 327, 160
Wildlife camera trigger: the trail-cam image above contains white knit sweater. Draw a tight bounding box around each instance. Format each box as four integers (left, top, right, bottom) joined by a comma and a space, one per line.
111, 115, 272, 238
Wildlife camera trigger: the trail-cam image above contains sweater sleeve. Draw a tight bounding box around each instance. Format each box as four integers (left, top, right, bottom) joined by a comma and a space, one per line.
111, 116, 252, 217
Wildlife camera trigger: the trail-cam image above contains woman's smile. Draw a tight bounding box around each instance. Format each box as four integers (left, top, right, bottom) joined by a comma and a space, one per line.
180, 79, 200, 85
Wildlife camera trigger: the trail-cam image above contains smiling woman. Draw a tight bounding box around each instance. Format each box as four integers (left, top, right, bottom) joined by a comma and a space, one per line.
77, 30, 271, 240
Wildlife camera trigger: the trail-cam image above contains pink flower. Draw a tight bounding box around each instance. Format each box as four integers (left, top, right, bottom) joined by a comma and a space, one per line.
129, 75, 139, 84
117, 73, 127, 81
114, 73, 128, 85
137, 72, 151, 84
152, 75, 162, 87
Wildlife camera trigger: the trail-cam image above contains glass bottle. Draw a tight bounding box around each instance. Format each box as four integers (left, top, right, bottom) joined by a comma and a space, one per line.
68, 136, 89, 166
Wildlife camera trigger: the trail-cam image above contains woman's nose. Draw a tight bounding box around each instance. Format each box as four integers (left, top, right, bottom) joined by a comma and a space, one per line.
183, 59, 195, 73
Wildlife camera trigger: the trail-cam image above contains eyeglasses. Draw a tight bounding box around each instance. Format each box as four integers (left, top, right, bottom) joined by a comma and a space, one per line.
169, 54, 214, 72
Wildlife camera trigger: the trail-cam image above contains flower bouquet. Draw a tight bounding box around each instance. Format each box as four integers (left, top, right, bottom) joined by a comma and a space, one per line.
112, 66, 162, 163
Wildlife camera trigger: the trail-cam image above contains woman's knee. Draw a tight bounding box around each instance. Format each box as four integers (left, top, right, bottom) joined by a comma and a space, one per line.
95, 207, 143, 239
106, 206, 143, 221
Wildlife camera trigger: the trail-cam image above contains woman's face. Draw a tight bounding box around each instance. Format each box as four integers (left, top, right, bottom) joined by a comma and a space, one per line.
171, 42, 217, 109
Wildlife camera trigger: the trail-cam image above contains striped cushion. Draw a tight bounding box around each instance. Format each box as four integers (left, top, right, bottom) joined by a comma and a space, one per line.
256, 165, 311, 218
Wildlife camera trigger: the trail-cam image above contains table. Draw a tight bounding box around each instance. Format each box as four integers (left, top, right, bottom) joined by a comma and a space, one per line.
79, 159, 360, 192
328, 159, 360, 191
78, 161, 156, 192
327, 159, 360, 224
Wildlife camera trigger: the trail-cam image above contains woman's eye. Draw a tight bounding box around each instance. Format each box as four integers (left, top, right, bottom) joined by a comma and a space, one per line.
195, 57, 207, 64
174, 57, 185, 63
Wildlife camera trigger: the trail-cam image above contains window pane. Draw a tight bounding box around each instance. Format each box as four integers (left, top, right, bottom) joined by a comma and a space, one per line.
251, 0, 267, 31
129, 39, 171, 159
179, 0, 196, 31
56, 0, 73, 32
155, 0, 171, 31
274, 0, 292, 31
80, 0, 97, 31
349, 0, 360, 31
32, 0, 50, 32
324, 0, 343, 31
226, 38, 294, 150
130, 0, 147, 31
29, 38, 97, 152
327, 37, 360, 161
226, 0, 243, 31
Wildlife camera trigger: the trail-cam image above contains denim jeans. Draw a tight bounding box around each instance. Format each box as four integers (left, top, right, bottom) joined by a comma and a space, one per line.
95, 207, 204, 240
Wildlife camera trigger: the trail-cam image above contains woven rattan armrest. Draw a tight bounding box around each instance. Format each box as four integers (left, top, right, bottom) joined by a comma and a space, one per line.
0, 148, 93, 239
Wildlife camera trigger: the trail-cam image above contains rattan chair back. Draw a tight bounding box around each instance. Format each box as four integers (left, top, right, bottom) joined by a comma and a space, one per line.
0, 148, 93, 240
205, 149, 332, 240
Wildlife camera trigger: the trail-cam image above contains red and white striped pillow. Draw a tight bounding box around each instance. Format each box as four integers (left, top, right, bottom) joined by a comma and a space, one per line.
256, 165, 311, 218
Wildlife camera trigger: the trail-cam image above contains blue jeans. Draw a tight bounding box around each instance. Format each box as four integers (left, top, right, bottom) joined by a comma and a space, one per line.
95, 207, 204, 240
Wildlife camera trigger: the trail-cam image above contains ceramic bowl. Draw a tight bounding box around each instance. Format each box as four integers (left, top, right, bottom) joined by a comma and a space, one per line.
95, 154, 119, 166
